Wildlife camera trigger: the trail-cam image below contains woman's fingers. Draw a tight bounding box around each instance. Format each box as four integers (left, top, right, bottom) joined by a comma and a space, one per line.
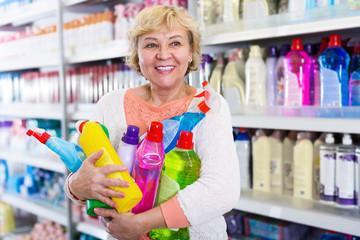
84, 149, 104, 165
102, 177, 130, 188
100, 164, 128, 175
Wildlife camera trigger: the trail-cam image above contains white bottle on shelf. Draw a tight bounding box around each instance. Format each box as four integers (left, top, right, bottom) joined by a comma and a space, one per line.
270, 130, 283, 194
320, 133, 337, 203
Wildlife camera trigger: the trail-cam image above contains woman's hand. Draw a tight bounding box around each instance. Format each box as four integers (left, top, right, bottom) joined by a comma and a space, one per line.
69, 149, 130, 208
96, 208, 148, 240
95, 206, 167, 240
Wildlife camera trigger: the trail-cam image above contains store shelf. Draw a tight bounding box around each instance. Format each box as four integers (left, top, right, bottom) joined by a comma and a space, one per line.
235, 189, 360, 236
0, 192, 67, 226
0, 149, 67, 174
67, 40, 128, 64
232, 115, 360, 134
0, 56, 59, 72
202, 6, 360, 46
0, 103, 63, 120
76, 222, 107, 240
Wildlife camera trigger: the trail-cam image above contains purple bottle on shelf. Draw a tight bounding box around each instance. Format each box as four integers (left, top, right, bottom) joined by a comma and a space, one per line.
304, 43, 316, 105
283, 38, 312, 106
266, 46, 278, 106
132, 121, 165, 214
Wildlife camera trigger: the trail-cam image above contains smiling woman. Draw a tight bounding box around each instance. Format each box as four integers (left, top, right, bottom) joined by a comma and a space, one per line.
64, 5, 240, 240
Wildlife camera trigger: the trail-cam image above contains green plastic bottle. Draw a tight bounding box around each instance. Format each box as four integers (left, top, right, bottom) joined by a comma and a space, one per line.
149, 131, 201, 240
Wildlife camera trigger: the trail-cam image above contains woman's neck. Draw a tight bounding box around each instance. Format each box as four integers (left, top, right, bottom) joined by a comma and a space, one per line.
145, 82, 193, 107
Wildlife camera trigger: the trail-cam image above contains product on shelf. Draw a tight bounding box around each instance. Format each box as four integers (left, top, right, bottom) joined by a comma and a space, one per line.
313, 133, 325, 200
242, 0, 277, 19
319, 34, 350, 107
131, 121, 165, 214
252, 129, 271, 192
245, 45, 267, 106
266, 46, 278, 106
313, 37, 330, 106
282, 131, 296, 195
349, 45, 360, 106
320, 133, 337, 202
283, 38, 311, 107
293, 132, 313, 200
150, 131, 201, 240
235, 128, 251, 189
336, 133, 356, 207
270, 130, 284, 194
209, 53, 224, 94
222, 49, 245, 113
77, 121, 143, 216
275, 44, 290, 105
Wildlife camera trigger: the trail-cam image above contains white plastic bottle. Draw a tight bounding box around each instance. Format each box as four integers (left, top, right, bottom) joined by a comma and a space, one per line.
252, 129, 271, 192
242, 0, 277, 19
222, 49, 246, 114
116, 125, 140, 175
270, 130, 283, 194
235, 128, 251, 189
293, 132, 313, 200
319, 133, 337, 203
283, 131, 296, 195
355, 146, 360, 207
245, 45, 267, 106
336, 133, 356, 207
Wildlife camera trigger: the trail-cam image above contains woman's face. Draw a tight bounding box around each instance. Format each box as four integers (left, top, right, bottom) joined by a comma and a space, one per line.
137, 23, 193, 89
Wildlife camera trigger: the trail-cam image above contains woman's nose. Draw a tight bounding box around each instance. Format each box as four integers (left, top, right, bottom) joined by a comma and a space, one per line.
156, 46, 171, 60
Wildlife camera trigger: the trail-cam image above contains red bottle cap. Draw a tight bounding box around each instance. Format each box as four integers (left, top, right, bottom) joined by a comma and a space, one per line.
26, 129, 50, 144
146, 121, 163, 142
202, 80, 209, 87
291, 38, 303, 51
320, 37, 329, 51
176, 131, 194, 150
238, 128, 247, 132
328, 34, 342, 47
198, 100, 210, 114
77, 121, 87, 133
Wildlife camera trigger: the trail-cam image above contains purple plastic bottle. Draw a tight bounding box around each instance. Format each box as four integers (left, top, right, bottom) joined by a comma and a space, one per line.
132, 121, 165, 214
283, 38, 312, 106
266, 46, 278, 106
304, 43, 316, 105
275, 44, 290, 105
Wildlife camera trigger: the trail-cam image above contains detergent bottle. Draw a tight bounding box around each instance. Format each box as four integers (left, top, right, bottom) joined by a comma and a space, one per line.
132, 121, 165, 214
283, 38, 312, 106
222, 49, 246, 113
77, 121, 143, 216
202, 80, 221, 113
209, 53, 224, 94
275, 44, 291, 105
116, 125, 140, 175
149, 131, 201, 240
313, 37, 329, 106
245, 45, 267, 106
266, 46, 278, 106
319, 34, 350, 106
162, 100, 209, 154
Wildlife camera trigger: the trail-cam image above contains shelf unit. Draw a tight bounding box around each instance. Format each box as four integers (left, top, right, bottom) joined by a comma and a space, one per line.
1, 0, 360, 239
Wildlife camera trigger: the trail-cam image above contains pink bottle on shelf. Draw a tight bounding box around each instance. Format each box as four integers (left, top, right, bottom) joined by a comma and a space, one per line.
131, 121, 165, 214
283, 38, 312, 106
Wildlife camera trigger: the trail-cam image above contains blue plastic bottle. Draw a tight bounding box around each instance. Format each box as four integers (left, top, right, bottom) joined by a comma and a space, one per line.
349, 46, 360, 106
304, 43, 316, 105
26, 129, 85, 172
319, 34, 350, 106
266, 46, 278, 106
162, 100, 209, 154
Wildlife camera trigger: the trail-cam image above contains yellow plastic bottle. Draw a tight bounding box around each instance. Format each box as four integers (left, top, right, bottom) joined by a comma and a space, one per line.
270, 130, 283, 194
77, 121, 143, 214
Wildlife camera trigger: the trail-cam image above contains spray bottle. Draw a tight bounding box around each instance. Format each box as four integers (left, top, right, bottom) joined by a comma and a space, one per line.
149, 131, 201, 240
132, 121, 165, 214
76, 121, 143, 215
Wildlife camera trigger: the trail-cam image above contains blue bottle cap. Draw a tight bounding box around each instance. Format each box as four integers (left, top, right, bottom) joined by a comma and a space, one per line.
122, 125, 140, 145
268, 46, 278, 57
280, 44, 290, 56
304, 43, 315, 56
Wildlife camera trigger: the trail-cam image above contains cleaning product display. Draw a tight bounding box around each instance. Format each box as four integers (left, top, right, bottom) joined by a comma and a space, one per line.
76, 121, 143, 216
150, 131, 201, 240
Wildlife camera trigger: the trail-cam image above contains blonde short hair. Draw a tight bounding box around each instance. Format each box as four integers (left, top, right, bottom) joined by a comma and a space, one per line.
126, 5, 202, 76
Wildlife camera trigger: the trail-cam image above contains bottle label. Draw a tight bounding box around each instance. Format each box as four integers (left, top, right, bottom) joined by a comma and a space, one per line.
284, 71, 302, 106
320, 149, 336, 198
320, 68, 341, 107
336, 152, 355, 204
350, 71, 360, 106
276, 65, 285, 105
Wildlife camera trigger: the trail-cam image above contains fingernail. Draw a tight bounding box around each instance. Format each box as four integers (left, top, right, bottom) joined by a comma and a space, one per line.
125, 182, 130, 187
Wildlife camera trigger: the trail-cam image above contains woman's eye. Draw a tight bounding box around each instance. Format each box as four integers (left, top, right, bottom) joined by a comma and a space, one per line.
171, 41, 181, 46
146, 43, 157, 48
